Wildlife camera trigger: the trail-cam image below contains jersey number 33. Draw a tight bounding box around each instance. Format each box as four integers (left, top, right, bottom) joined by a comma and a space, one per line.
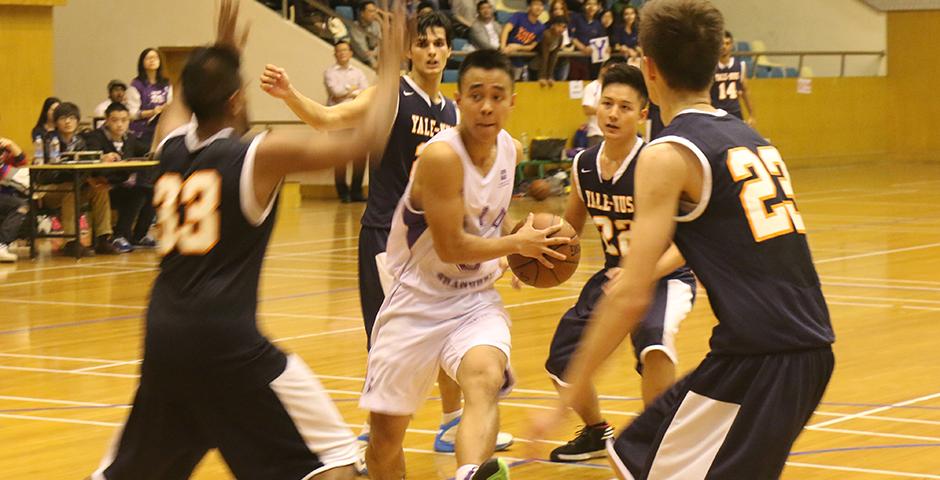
153, 170, 222, 256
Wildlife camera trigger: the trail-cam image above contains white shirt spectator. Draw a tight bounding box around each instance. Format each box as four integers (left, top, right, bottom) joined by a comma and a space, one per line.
582, 79, 602, 137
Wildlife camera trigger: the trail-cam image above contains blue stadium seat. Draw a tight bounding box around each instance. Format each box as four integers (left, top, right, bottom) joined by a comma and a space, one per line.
443, 69, 459, 83
736, 41, 750, 52
769, 67, 785, 78
785, 67, 799, 78
336, 5, 354, 21
496, 10, 513, 24
740, 56, 755, 77
453, 38, 469, 51
754, 66, 771, 78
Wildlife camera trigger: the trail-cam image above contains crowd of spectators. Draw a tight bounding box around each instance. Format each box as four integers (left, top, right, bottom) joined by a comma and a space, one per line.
2, 46, 171, 260
267, 0, 647, 81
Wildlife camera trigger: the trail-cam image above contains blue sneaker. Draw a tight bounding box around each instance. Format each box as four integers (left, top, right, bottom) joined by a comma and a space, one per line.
355, 430, 369, 476
111, 237, 133, 254
433, 416, 514, 453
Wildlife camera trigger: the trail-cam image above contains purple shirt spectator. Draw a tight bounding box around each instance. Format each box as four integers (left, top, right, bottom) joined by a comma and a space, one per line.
127, 78, 172, 140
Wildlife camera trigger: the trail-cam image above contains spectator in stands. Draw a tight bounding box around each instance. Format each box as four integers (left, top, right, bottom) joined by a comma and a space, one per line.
126, 48, 172, 148
40, 103, 117, 257
350, 0, 382, 69
569, 0, 606, 79
93, 80, 128, 118
0, 137, 28, 263
416, 0, 436, 16
324, 40, 370, 203
581, 56, 626, 147
31, 97, 60, 142
84, 102, 154, 252
611, 5, 640, 62
529, 16, 569, 87
500, 0, 546, 80
452, 0, 477, 30
548, 0, 574, 80
601, 10, 614, 34
468, 1, 501, 51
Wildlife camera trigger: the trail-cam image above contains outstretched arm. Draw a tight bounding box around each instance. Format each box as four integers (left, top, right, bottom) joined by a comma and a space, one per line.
261, 64, 378, 130
250, 0, 404, 208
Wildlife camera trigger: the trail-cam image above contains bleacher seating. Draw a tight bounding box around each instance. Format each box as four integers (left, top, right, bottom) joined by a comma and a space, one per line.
443, 69, 459, 83
496, 10, 513, 24
335, 5, 354, 20
453, 38, 469, 52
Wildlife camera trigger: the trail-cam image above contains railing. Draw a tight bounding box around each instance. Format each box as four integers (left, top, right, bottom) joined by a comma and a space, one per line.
733, 50, 885, 77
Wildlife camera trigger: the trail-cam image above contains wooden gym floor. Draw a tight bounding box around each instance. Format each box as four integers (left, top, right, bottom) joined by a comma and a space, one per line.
1, 162, 939, 479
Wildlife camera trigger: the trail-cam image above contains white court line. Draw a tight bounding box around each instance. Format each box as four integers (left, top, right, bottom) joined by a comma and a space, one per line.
0, 365, 138, 379
785, 461, 940, 479
901, 305, 940, 312
809, 391, 940, 429
0, 352, 119, 363
813, 411, 940, 427
268, 236, 358, 248
816, 242, 940, 265
826, 293, 940, 305
73, 360, 142, 373
823, 275, 940, 286
824, 281, 940, 293
0, 298, 145, 310
271, 327, 363, 343
502, 295, 580, 309
0, 413, 121, 428
0, 395, 126, 407
808, 427, 940, 443
0, 268, 157, 288
826, 301, 892, 309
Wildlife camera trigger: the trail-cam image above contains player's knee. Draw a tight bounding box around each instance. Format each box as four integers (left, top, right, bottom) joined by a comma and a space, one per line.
643, 349, 673, 368
459, 362, 504, 400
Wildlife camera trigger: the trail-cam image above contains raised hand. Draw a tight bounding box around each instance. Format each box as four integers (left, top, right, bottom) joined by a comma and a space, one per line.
351, 0, 406, 159
260, 64, 293, 99
216, 0, 250, 53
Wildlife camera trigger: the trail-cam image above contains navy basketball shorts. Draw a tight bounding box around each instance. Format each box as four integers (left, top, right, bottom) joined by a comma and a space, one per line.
608, 347, 834, 479
90, 355, 357, 480
545, 269, 696, 385
357, 226, 390, 348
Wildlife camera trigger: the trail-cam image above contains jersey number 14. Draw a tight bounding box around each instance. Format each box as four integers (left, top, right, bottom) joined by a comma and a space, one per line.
153, 171, 222, 256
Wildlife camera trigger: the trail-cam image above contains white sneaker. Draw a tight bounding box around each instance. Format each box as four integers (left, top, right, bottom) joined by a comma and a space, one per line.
0, 244, 16, 263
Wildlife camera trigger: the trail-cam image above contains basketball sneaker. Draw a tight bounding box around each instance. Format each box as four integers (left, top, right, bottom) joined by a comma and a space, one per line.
549, 422, 613, 462
434, 416, 514, 453
355, 424, 369, 476
467, 458, 510, 480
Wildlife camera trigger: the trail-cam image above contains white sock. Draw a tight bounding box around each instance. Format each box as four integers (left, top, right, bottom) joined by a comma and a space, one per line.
455, 464, 478, 480
442, 408, 463, 425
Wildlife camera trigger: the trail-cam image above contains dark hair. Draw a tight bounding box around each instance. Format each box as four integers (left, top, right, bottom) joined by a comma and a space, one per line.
601, 55, 628, 69
416, 0, 435, 11
105, 102, 130, 117
334, 39, 352, 49
136, 48, 169, 86
526, 0, 544, 6
601, 64, 649, 107
476, 0, 491, 13
182, 46, 242, 123
413, 11, 454, 48
53, 102, 81, 122
639, 0, 724, 92
34, 96, 61, 131
548, 15, 567, 26
457, 49, 513, 90
358, 0, 375, 13
724, 30, 733, 40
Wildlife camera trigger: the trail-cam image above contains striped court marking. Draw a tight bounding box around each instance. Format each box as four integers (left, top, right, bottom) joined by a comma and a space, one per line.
809, 391, 940, 429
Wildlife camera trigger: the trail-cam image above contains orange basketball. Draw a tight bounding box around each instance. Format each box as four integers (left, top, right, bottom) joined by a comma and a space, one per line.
507, 213, 580, 288
527, 179, 552, 201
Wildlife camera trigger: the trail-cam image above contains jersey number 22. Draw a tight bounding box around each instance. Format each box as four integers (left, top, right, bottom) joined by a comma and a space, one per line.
154, 171, 222, 256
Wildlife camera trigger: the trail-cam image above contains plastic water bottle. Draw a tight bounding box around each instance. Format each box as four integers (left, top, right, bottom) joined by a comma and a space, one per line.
521, 132, 529, 160
33, 136, 45, 165
48, 136, 60, 163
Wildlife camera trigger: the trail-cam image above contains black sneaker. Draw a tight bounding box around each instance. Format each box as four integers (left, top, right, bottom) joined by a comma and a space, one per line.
549, 422, 613, 462
63, 240, 94, 258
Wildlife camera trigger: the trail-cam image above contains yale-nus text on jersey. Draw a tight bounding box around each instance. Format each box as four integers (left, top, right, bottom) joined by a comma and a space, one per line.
411, 115, 453, 138
585, 190, 634, 214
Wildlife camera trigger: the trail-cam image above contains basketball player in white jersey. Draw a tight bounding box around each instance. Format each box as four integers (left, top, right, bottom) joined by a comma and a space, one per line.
359, 49, 572, 480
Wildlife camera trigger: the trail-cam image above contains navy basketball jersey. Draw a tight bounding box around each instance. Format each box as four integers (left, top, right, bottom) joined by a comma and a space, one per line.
710, 57, 745, 118
145, 124, 285, 389
575, 138, 690, 281
654, 109, 834, 355
360, 75, 458, 229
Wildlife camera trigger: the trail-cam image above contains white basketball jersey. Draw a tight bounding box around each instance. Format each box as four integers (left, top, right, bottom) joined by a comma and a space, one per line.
385, 128, 517, 298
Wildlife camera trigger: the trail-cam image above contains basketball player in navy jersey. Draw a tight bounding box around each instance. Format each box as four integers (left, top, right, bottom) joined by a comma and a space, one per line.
87, 2, 405, 479
362, 49, 570, 480
531, 1, 834, 478
545, 64, 696, 463
260, 12, 514, 454
711, 30, 756, 125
